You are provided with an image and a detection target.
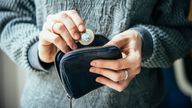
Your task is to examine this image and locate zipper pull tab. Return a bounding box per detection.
[67,95,73,108]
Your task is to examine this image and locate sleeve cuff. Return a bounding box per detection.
[28,42,53,72]
[130,26,153,61]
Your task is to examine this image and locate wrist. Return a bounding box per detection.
[129,26,153,61]
[38,43,55,63]
[28,42,53,71]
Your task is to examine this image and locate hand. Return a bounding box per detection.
[38,10,86,63]
[90,30,142,92]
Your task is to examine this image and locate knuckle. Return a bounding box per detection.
[52,36,61,43]
[55,23,65,31]
[60,12,68,19]
[69,25,78,32]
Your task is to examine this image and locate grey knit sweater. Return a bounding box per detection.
[0,0,192,108]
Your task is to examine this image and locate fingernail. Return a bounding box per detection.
[72,44,77,50]
[89,67,94,72]
[90,61,96,66]
[79,25,85,32]
[74,33,80,40]
[96,77,100,82]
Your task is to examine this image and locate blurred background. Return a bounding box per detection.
[0,50,26,108]
[0,50,192,108]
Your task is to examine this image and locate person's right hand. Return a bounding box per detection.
[38,10,86,63]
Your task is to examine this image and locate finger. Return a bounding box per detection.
[39,31,70,53]
[105,30,142,55]
[127,67,141,77]
[105,34,129,49]
[96,77,128,92]
[56,12,81,40]
[90,58,130,71]
[90,67,126,82]
[45,16,78,50]
[65,10,86,32]
[44,14,55,31]
[43,20,54,31]
[126,50,142,69]
[51,22,77,50]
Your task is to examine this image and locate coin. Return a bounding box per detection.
[79,29,95,45]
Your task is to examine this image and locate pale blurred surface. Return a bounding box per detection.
[0,50,26,108]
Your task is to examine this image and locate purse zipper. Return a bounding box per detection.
[63,45,120,59]
[67,95,73,108]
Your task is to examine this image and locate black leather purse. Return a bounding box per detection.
[55,35,122,99]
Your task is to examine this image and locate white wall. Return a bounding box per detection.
[0,50,26,108]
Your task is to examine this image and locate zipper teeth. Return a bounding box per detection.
[64,45,119,58]
[68,96,73,108]
[60,46,118,63]
[68,46,107,52]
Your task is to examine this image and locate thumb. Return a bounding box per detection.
[105,34,128,49]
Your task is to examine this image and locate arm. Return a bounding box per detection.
[132,0,192,68]
[0,0,49,72]
[89,0,192,91]
[133,25,191,68]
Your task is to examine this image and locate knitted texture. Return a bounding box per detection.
[0,0,191,108]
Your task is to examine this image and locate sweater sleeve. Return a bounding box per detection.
[0,0,51,72]
[131,0,192,68]
[134,25,191,68]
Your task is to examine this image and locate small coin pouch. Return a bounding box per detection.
[55,35,122,99]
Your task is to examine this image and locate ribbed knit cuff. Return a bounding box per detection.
[130,26,153,61]
[28,42,53,72]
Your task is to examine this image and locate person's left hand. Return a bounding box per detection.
[90,29,142,92]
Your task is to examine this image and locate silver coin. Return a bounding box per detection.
[79,29,95,45]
